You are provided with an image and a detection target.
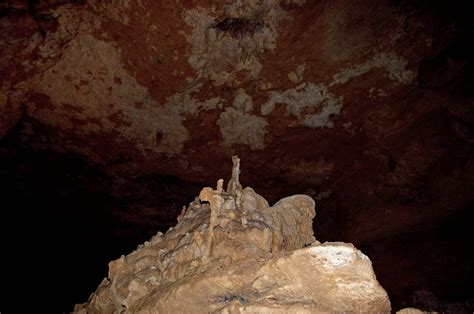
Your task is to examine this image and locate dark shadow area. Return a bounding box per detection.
[0,139,135,312]
[0,120,472,312]
[357,205,474,312]
[0,121,201,313]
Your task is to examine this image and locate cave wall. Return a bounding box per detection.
[1,0,473,312]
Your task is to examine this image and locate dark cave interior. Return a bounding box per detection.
[1,120,473,313]
[0,121,203,312]
[1,0,474,312]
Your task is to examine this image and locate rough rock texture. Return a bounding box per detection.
[2,0,472,183]
[74,157,390,313]
[1,0,473,311]
[396,309,424,314]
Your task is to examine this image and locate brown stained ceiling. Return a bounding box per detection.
[1,0,473,311]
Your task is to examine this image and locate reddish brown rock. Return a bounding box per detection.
[1,0,472,311]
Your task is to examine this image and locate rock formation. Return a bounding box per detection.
[2,1,472,311]
[74,156,390,313]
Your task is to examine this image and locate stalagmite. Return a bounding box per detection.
[75,156,391,313]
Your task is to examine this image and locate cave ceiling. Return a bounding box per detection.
[1,0,473,257]
[1,0,474,311]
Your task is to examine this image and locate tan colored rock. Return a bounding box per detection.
[75,157,390,313]
[1,2,471,311]
[396,308,425,314]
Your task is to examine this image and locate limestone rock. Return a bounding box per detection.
[74,157,390,313]
[396,308,425,314]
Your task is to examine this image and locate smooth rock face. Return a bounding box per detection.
[396,309,425,314]
[74,157,390,313]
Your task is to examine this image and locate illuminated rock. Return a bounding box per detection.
[75,157,390,313]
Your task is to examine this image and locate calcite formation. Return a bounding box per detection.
[1,1,472,310]
[75,156,390,313]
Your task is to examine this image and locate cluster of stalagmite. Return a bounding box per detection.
[74,156,391,313]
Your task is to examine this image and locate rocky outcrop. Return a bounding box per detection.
[74,157,390,313]
[1,0,472,311]
[397,309,424,314]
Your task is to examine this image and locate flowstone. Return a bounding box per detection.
[75,156,390,313]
